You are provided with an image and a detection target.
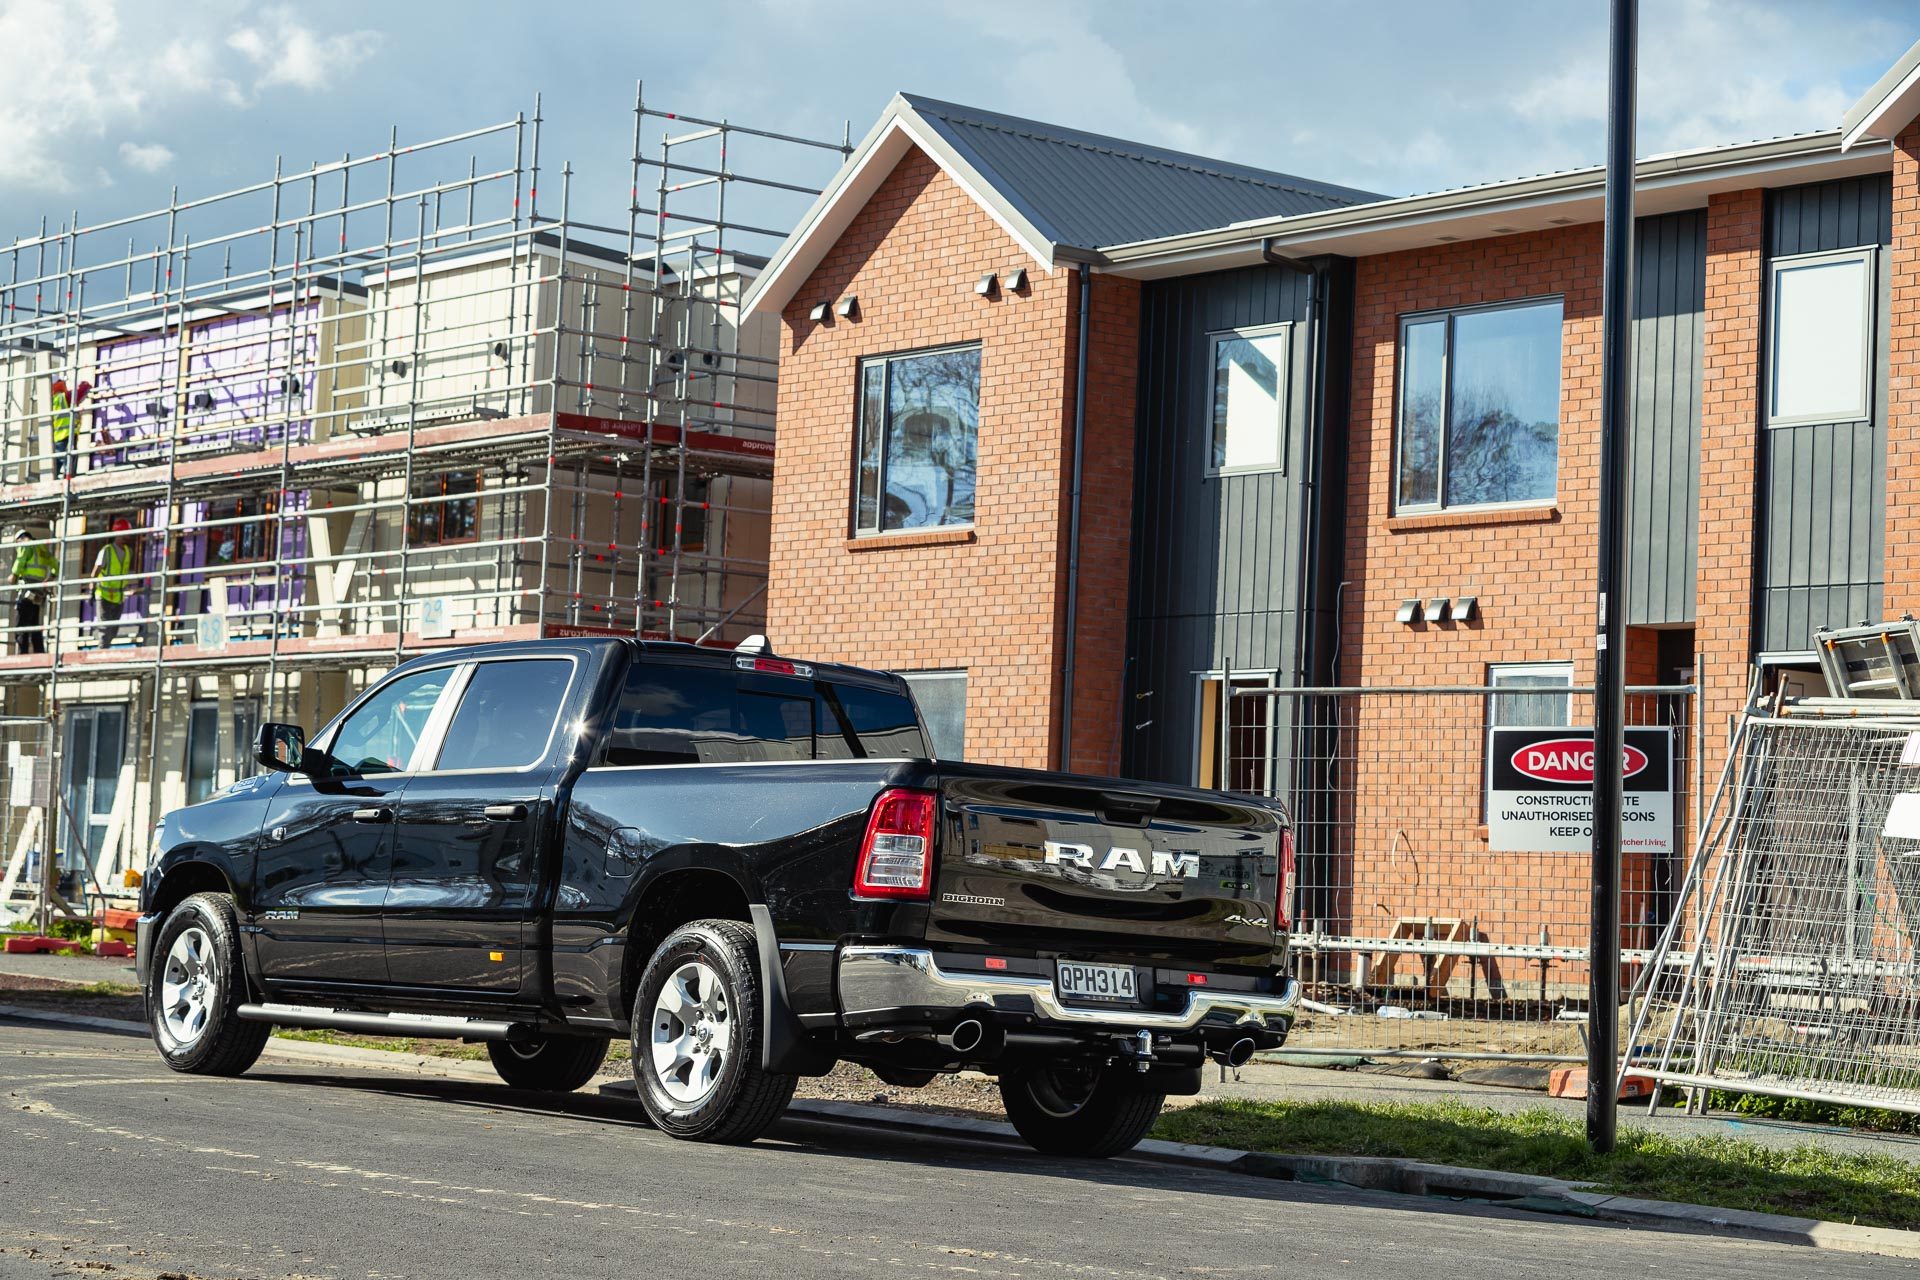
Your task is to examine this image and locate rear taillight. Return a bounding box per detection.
[1276,826,1296,930]
[854,788,938,900]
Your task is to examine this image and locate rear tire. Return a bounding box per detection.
[631,918,796,1143]
[487,1034,610,1092]
[1000,1060,1165,1158]
[146,891,270,1077]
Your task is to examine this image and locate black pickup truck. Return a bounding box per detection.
[138,636,1297,1156]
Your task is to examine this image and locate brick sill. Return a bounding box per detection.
[845,526,977,552]
[1386,505,1560,533]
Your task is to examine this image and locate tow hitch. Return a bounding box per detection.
[1119,1029,1156,1072]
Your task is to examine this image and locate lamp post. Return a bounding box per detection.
[1590,0,1638,1154]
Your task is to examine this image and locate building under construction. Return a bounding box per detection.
[0,95,850,920]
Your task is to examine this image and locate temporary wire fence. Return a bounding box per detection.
[0,714,55,927]
[1227,682,1697,1061]
[1626,700,1920,1114]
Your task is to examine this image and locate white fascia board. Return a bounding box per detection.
[1842,52,1920,151]
[742,100,1057,318]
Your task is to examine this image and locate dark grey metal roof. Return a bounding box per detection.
[901,93,1384,252]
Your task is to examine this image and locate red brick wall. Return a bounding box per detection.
[1336,226,1610,965]
[1695,190,1765,738]
[766,145,1135,769]
[1888,123,1920,619]
[1064,273,1140,775]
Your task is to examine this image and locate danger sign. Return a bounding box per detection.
[1488,727,1674,854]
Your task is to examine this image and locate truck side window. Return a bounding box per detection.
[817,682,930,759]
[609,665,812,766]
[434,659,574,771]
[325,667,453,776]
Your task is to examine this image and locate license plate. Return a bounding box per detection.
[1056,961,1137,1002]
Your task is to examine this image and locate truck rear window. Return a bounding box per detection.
[607,664,928,766]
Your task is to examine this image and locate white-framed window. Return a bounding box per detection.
[854,344,980,535]
[1768,247,1875,427]
[1195,670,1276,794]
[1486,662,1573,807]
[186,698,260,806]
[895,669,966,760]
[1206,324,1291,474]
[1395,297,1563,512]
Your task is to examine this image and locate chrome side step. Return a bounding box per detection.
[236,1003,527,1041]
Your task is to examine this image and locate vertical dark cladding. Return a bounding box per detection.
[1121,259,1350,786]
[1758,174,1893,653]
[1627,210,1706,626]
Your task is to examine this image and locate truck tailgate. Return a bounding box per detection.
[926,767,1285,968]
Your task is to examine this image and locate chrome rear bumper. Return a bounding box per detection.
[837,946,1298,1036]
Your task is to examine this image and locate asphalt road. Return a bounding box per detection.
[0,1021,1908,1280]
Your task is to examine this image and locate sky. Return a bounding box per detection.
[0,0,1910,261]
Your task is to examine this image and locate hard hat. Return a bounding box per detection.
[75,380,91,396]
[111,517,132,532]
[50,378,67,394]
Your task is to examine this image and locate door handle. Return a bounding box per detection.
[483,803,528,822]
[352,806,393,824]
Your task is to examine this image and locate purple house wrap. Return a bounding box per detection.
[93,302,319,465]
[174,492,311,640]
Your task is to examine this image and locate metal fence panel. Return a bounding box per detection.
[0,714,55,926]
[1629,705,1920,1113]
[1228,684,1695,1061]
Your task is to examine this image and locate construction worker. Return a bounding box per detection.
[91,518,135,648]
[49,377,92,480]
[6,526,56,655]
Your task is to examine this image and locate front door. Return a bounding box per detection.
[383,656,575,993]
[62,705,127,883]
[252,664,457,986]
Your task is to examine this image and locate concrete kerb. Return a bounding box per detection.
[4,1003,1917,1261]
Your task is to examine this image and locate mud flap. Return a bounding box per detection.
[749,904,834,1077]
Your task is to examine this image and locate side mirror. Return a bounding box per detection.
[256,722,309,774]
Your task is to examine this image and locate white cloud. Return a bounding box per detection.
[228,6,380,92]
[118,142,175,173]
[1510,0,1898,156]
[0,0,378,195]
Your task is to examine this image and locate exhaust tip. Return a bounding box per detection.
[948,1018,985,1055]
[1225,1037,1256,1068]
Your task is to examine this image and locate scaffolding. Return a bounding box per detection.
[0,93,850,913]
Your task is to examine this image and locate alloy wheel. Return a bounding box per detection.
[159,926,218,1048]
[650,959,733,1105]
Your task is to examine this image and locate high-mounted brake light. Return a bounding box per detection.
[734,654,812,677]
[1277,826,1296,931]
[854,788,938,900]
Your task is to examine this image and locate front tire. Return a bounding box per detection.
[487,1034,610,1091]
[146,892,270,1076]
[1000,1060,1165,1158]
[631,919,796,1143]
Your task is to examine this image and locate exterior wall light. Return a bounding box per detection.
[1396,599,1422,624]
[1450,596,1478,622]
[807,302,830,323]
[975,272,998,297]
[835,295,858,319]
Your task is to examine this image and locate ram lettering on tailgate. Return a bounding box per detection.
[1043,840,1200,879]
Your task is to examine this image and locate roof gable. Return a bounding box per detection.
[743,93,1382,316]
[1843,37,1920,150]
[902,94,1381,251]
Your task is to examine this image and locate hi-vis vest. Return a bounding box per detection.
[51,389,74,444]
[10,543,56,584]
[94,542,132,605]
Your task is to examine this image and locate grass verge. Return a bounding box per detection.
[1153,1098,1920,1231]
